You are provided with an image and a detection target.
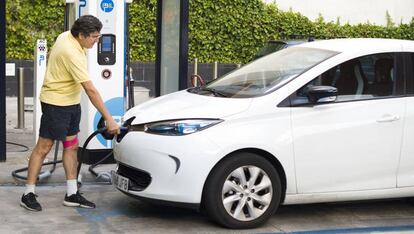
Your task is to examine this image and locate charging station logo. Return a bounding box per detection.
[79,0,86,16]
[79,0,86,7]
[38,44,46,52]
[100,0,114,13]
[39,55,45,66]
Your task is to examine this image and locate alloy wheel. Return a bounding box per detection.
[221,165,273,221]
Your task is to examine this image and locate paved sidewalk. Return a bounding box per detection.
[3,97,116,186]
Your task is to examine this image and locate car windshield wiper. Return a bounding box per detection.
[200,87,228,97]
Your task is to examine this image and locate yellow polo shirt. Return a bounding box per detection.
[40,31,90,106]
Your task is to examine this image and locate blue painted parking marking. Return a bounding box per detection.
[76,205,148,222]
[260,225,414,234]
[77,208,124,222]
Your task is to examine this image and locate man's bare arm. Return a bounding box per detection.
[81,80,120,134]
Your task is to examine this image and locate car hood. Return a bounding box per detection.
[124,90,252,125]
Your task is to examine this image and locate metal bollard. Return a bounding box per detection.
[193,58,198,86]
[193,58,198,75]
[17,67,25,129]
[213,61,218,79]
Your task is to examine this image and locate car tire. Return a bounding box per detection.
[203,152,282,229]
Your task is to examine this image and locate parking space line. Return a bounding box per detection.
[261,225,414,234]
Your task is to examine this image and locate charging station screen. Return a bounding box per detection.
[102,36,112,52]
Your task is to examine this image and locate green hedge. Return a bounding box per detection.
[6,0,414,63]
[6,0,65,59]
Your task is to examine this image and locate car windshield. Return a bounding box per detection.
[204,47,339,98]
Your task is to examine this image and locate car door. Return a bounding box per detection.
[289,53,406,193]
[397,52,414,187]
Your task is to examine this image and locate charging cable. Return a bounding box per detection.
[11,141,61,181]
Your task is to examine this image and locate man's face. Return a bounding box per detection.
[78,32,101,49]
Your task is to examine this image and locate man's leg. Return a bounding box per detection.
[26,137,54,184]
[21,137,54,211]
[62,135,95,208]
[62,135,78,181]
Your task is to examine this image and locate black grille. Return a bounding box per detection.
[117,163,152,191]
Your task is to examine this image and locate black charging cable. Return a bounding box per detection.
[76,126,129,186]
[76,127,107,183]
[6,141,30,152]
[12,125,128,184]
[11,141,61,181]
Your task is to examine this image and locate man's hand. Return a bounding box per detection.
[106,118,120,135]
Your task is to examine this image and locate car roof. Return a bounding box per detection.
[297,38,414,53]
[267,40,308,46]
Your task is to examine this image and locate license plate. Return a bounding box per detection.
[111,170,129,192]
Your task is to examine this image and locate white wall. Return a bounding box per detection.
[264,0,414,26]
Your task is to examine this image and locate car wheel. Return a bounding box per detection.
[203,152,281,229]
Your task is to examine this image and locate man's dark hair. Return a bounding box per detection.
[70,15,102,37]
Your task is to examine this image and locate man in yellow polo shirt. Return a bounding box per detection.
[20,15,120,212]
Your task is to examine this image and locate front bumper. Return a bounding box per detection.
[113,130,222,204]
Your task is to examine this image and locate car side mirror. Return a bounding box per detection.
[305,85,337,104]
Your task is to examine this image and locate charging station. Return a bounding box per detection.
[1,0,191,166]
[33,0,190,164]
[34,0,133,164]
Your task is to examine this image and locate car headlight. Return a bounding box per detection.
[144,119,223,136]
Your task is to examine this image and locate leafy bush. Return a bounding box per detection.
[6,0,65,59]
[6,0,414,63]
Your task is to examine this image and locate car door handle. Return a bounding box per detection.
[376,115,400,123]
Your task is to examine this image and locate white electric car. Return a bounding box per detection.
[112,38,414,229]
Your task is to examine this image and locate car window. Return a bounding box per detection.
[205,47,338,98]
[406,52,414,95]
[294,53,402,104]
[253,41,288,60]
